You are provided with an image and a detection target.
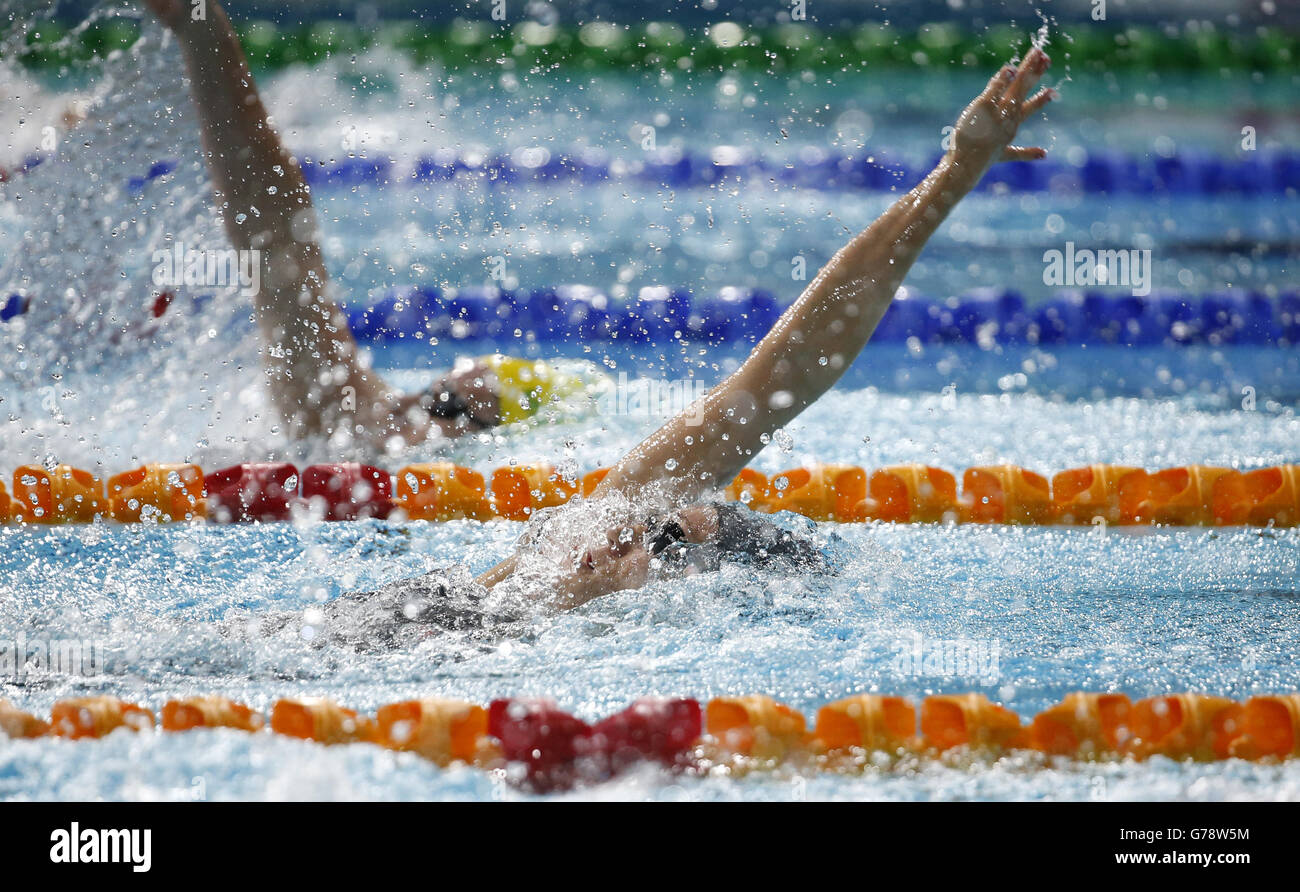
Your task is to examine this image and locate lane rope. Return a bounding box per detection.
[5,280,1297,349]
[4,692,1297,790]
[17,20,1299,73]
[4,462,1297,527]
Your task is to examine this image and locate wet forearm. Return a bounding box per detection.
[598,155,981,503]
[749,153,981,411]
[168,7,308,249]
[162,4,400,442]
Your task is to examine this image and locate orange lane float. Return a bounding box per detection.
[706,695,809,759]
[754,465,866,522]
[1117,466,1236,526]
[855,464,959,523]
[1126,694,1241,761]
[3,462,1299,527]
[1211,465,1300,527]
[490,463,579,521]
[581,467,611,497]
[1051,465,1143,525]
[1225,694,1300,760]
[0,699,50,738]
[1029,692,1133,756]
[813,694,916,754]
[375,698,492,766]
[10,464,105,523]
[10,692,1300,774]
[107,463,206,522]
[723,468,769,507]
[921,694,1027,751]
[270,698,376,745]
[394,463,493,521]
[50,697,155,739]
[961,465,1054,524]
[161,697,264,732]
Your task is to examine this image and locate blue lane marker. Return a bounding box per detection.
[339,286,1300,347]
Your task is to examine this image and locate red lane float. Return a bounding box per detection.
[299,463,393,521]
[205,463,299,522]
[11,691,1300,779]
[4,462,1300,526]
[589,698,703,769]
[488,698,594,788]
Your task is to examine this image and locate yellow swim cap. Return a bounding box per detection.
[480,354,593,425]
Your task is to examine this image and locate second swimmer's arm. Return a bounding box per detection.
[146,0,429,445]
[597,48,1056,504]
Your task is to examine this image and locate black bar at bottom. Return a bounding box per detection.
[0,801,1282,878]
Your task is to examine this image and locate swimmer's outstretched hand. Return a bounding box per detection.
[949,46,1057,176]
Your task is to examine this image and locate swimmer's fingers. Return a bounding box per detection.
[1019,87,1058,121]
[979,65,1017,103]
[1001,46,1050,109]
[1000,146,1048,162]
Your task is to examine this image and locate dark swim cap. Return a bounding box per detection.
[649,504,831,576]
[713,503,828,566]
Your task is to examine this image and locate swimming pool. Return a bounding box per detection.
[1,11,1297,801]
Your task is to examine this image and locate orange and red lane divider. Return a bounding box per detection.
[6,691,1300,789]
[3,461,1298,527]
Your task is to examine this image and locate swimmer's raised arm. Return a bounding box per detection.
[476,47,1057,600]
[596,48,1056,505]
[145,0,444,445]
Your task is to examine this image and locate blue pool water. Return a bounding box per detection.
[1,16,1297,800]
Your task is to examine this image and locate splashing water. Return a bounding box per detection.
[2,5,1298,801]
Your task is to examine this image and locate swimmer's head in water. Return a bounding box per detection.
[417,359,501,430]
[416,354,595,430]
[568,503,830,595]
